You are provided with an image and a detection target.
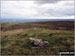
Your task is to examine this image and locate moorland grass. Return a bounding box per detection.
[1,28,74,55]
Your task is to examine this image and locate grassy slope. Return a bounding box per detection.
[1,21,74,55]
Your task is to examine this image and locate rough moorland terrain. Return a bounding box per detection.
[0,21,74,55]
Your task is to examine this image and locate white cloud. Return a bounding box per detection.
[1,0,74,19]
[1,1,38,18]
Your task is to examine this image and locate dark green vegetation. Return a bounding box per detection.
[0,21,74,55]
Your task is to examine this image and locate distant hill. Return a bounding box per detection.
[0,18,74,23]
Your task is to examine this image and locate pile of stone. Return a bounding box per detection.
[29,37,48,48]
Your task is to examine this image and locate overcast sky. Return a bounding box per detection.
[1,0,75,19]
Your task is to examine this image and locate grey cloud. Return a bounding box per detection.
[34,0,62,4]
[44,7,74,17]
[36,0,74,17]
